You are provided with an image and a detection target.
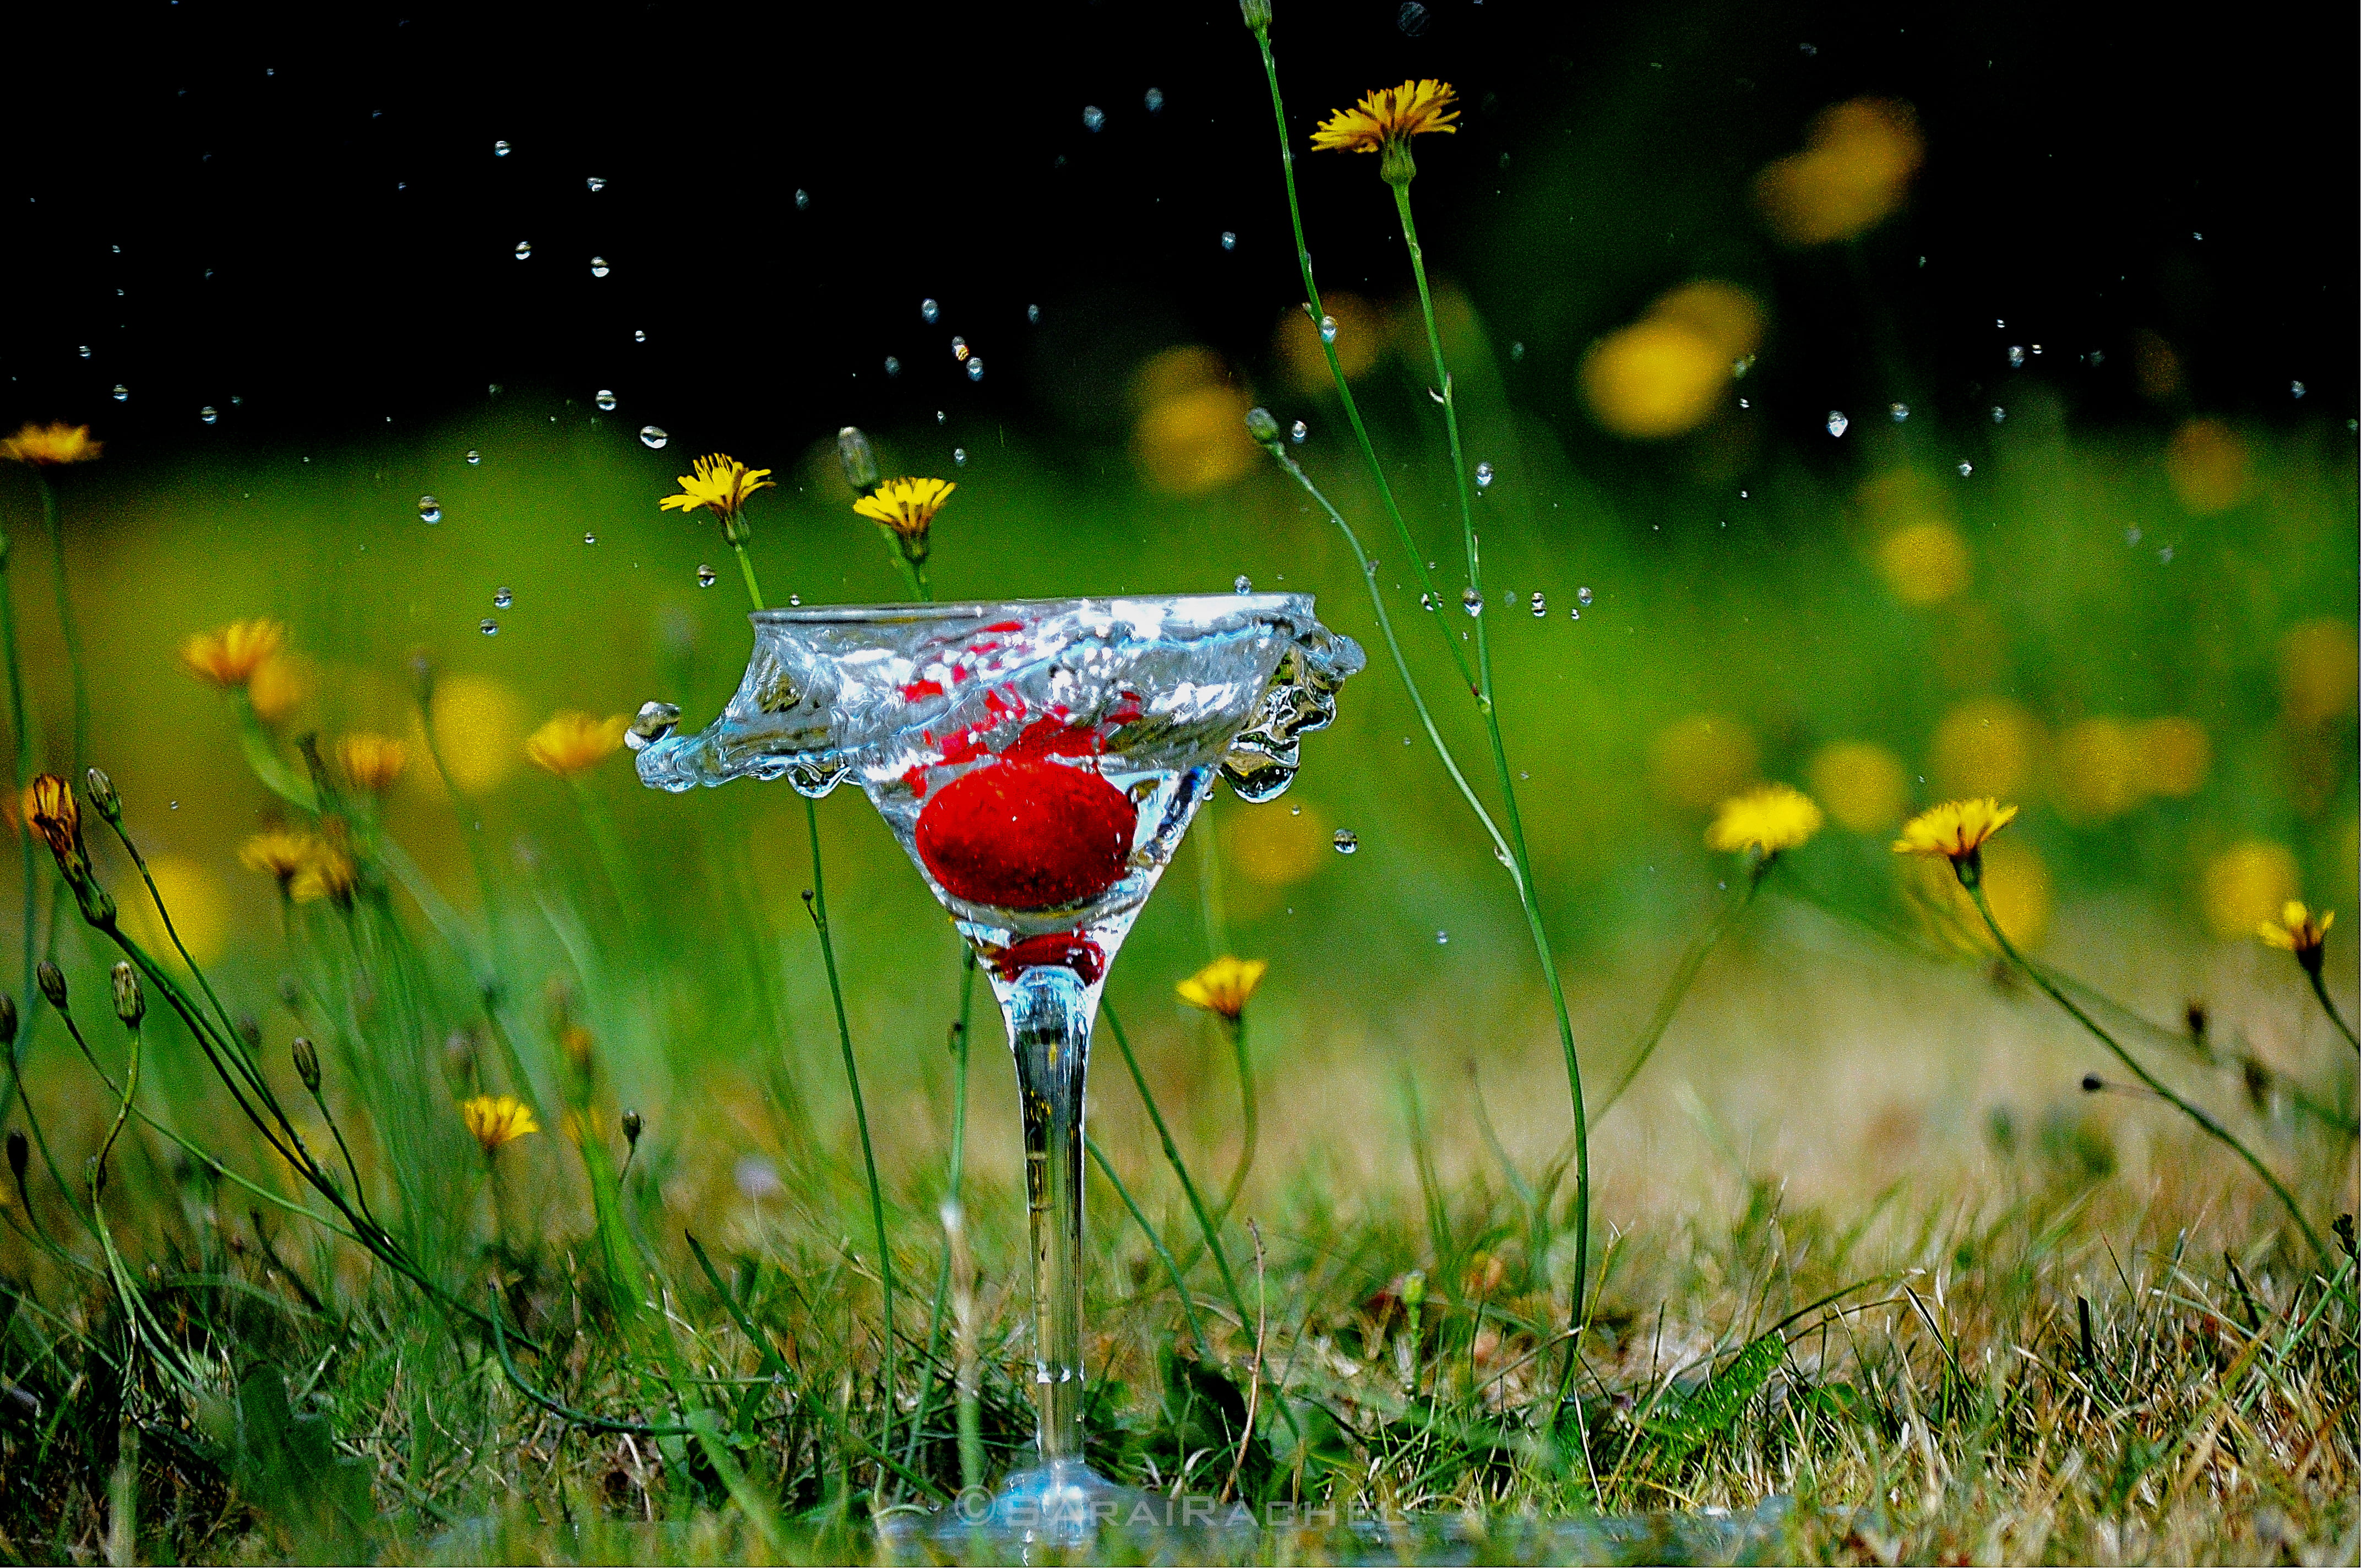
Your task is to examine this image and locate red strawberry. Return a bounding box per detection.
[916,759,1135,911]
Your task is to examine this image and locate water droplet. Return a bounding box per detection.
[111,384,128,402]
[1956,460,1973,477]
[794,188,809,210]
[1144,86,1165,112]
[2291,379,2306,399]
[479,618,498,635]
[2007,345,2025,368]
[1332,828,1359,854]
[590,255,610,277]
[1474,461,1495,488]
[1081,104,1105,131]
[1220,231,1237,251]
[492,586,513,609]
[77,345,90,359]
[788,594,802,606]
[1434,929,1449,945]
[1990,405,2006,423]
[921,297,940,324]
[1419,592,1437,612]
[1569,606,1581,620]
[953,448,968,467]
[1460,586,1482,617]
[1510,341,1526,361]
[639,425,668,449]
[1233,574,1253,593]
[513,239,531,260]
[1397,1,1430,36]
[1889,402,1909,422]
[633,329,647,344]
[583,531,597,545]
[697,563,718,589]
[2124,525,2142,546]
[586,176,606,192]
[595,389,617,411]
[1577,585,1592,605]
[951,336,970,361]
[1027,303,1042,325]
[418,494,442,524]
[493,139,511,157]
[965,358,984,382]
[1290,419,1308,443]
[1826,410,1849,438]
[1530,591,1547,617]
[199,405,217,424]
[1318,314,1337,344]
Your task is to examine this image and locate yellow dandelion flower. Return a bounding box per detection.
[660,453,774,542]
[0,422,102,466]
[1892,798,2018,864]
[1705,783,1824,857]
[289,835,358,906]
[334,732,409,794]
[459,1093,539,1156]
[526,711,629,778]
[2258,901,2334,970]
[179,619,288,689]
[238,829,318,894]
[853,474,956,539]
[1310,78,1460,157]
[1176,955,1268,1022]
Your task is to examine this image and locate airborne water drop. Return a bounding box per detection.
[418,494,442,524]
[1826,410,1849,438]
[697,563,718,589]
[493,587,513,609]
[1332,829,1359,854]
[639,425,667,449]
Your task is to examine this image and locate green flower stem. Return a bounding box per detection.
[2304,967,2359,1055]
[91,1017,139,1194]
[1101,999,1248,1330]
[732,541,765,613]
[1086,1134,1212,1363]
[799,799,896,1488]
[1249,27,1474,694]
[32,476,88,775]
[1589,859,1769,1123]
[1211,1010,1256,1226]
[1391,173,1592,1373]
[1962,870,2327,1264]
[564,776,648,955]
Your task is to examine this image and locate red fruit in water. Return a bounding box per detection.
[916,760,1135,911]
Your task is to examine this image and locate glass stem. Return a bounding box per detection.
[1000,965,1092,1463]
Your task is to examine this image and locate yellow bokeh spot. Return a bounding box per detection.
[2202,840,2299,941]
[1275,293,1381,393]
[2164,419,2246,514]
[1580,281,1765,441]
[2052,717,2142,823]
[2277,618,2358,729]
[1753,98,1925,247]
[1808,740,1908,833]
[1225,799,1330,889]
[1928,698,2040,802]
[1130,346,1255,496]
[2133,716,2210,798]
[120,853,232,967]
[1648,714,1760,814]
[421,674,529,794]
[1874,521,1972,606]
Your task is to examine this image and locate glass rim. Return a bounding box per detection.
[749,591,1315,625]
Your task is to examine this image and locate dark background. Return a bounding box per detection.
[2,0,2352,466]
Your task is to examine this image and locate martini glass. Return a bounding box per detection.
[632,594,1362,1534]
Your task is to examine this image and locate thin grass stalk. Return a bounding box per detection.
[799,801,896,1490]
[1962,875,2327,1264]
[1212,1010,1257,1226]
[1589,862,1767,1124]
[902,950,977,1476]
[1100,998,1249,1329]
[2304,967,2359,1055]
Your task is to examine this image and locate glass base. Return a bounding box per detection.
[934,1459,1168,1543]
